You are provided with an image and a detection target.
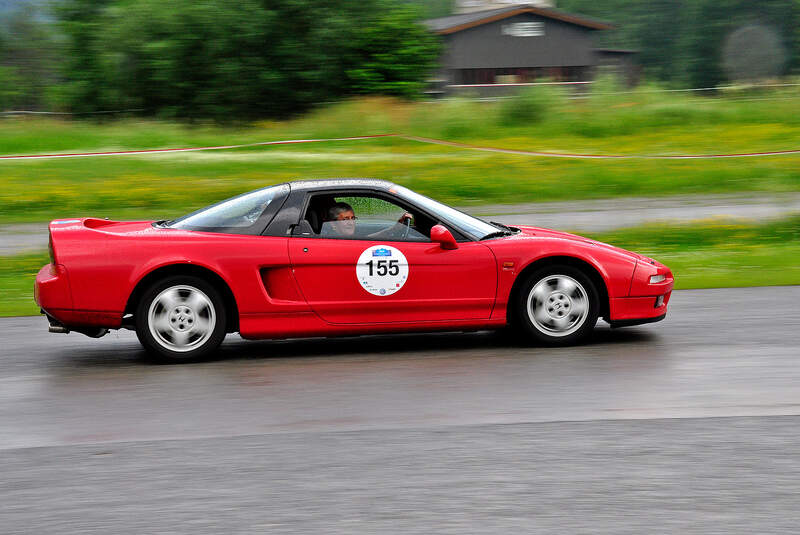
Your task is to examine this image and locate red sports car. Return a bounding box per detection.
[35,179,673,362]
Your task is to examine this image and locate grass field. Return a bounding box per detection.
[1,252,48,317]
[3,216,799,317]
[1,88,800,224]
[584,216,800,290]
[4,142,800,224]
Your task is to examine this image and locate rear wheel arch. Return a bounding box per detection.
[507,256,610,325]
[125,264,240,332]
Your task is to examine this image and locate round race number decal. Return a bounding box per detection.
[356,245,409,296]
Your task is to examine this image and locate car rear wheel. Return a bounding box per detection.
[135,276,227,363]
[515,266,599,345]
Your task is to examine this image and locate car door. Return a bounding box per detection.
[287,192,498,324]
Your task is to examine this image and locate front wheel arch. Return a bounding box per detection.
[507,256,610,326]
[125,264,239,333]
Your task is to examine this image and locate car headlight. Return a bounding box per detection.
[650,274,666,284]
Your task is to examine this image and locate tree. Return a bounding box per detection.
[685,0,797,88]
[51,0,441,119]
[723,24,787,82]
[0,66,23,109]
[52,0,120,112]
[0,3,57,110]
[559,0,799,86]
[346,5,441,98]
[101,0,274,118]
[399,0,454,19]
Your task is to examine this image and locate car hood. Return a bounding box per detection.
[506,224,643,261]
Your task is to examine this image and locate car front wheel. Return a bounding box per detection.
[135,276,227,363]
[516,266,599,345]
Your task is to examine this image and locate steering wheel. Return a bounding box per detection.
[401,215,412,239]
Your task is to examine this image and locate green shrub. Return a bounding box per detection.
[498,85,563,127]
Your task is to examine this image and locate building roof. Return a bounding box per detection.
[425,4,613,34]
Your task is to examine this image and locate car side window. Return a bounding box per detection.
[301,194,432,242]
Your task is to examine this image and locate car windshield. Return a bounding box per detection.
[167,184,289,230]
[392,185,500,239]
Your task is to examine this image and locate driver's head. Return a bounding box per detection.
[328,202,356,236]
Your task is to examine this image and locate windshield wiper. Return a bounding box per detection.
[480,230,515,240]
[481,221,520,240]
[490,221,512,231]
[152,219,171,228]
[490,221,521,232]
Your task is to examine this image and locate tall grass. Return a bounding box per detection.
[3,85,800,154]
[497,84,565,127]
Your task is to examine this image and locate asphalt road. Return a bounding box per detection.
[485,192,800,232]
[2,286,800,533]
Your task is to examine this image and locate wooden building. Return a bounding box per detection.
[425,3,636,96]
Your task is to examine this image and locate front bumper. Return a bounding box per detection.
[607,257,674,326]
[608,291,672,324]
[608,312,667,328]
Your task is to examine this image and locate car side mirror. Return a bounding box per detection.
[431,224,458,250]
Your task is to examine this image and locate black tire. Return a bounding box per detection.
[134,275,227,363]
[514,265,599,345]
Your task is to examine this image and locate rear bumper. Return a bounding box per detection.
[35,264,121,328]
[35,264,73,313]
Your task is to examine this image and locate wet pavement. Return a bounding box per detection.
[1,287,800,533]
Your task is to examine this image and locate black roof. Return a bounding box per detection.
[425,4,612,34]
[287,178,397,192]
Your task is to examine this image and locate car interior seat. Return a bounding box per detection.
[305,196,336,234]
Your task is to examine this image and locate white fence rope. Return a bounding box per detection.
[1,133,798,161]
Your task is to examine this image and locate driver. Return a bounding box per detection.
[325,202,414,239]
[326,202,357,237]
